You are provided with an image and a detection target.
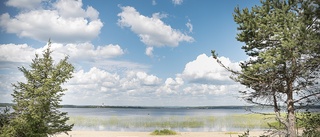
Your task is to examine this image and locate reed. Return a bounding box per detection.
[67,114,283,131]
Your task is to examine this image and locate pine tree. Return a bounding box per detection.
[1,41,74,137]
[212,0,319,136]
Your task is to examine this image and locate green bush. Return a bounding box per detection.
[0,107,11,129]
[151,129,177,135]
[300,111,320,137]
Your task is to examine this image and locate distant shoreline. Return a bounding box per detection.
[61,105,255,109]
[1,103,320,110]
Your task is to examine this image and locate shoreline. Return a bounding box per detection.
[56,131,266,137]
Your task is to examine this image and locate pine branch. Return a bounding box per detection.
[294,92,320,103]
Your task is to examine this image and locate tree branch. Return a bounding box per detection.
[211,50,262,81]
[294,92,320,103]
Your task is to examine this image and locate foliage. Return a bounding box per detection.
[0,107,11,135]
[1,41,74,137]
[238,129,270,137]
[300,111,320,137]
[212,0,320,137]
[151,129,177,135]
[238,130,250,137]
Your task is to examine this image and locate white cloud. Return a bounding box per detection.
[54,0,99,20]
[0,43,124,63]
[0,43,37,63]
[181,54,240,84]
[5,0,43,9]
[0,48,246,105]
[63,67,121,103]
[157,77,184,94]
[123,71,162,87]
[183,84,240,96]
[186,19,193,33]
[0,73,25,103]
[152,12,168,19]
[145,47,154,57]
[69,67,120,89]
[62,68,162,104]
[50,43,124,61]
[61,53,244,105]
[152,0,157,5]
[172,0,183,5]
[0,0,103,43]
[117,6,194,56]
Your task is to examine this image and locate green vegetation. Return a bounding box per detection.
[224,114,277,129]
[299,112,320,137]
[238,130,250,137]
[151,129,177,135]
[225,132,239,135]
[212,0,320,136]
[0,41,74,137]
[67,115,209,129]
[0,107,11,132]
[67,113,310,130]
[237,130,269,137]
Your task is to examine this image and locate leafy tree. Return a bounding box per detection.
[1,41,74,137]
[212,0,319,137]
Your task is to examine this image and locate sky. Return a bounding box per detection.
[0,0,262,106]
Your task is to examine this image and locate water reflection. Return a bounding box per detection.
[61,107,275,132]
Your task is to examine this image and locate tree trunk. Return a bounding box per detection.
[287,85,296,137]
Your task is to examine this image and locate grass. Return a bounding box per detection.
[68,113,308,131]
[67,115,210,129]
[224,131,239,134]
[151,129,177,135]
[224,113,278,129]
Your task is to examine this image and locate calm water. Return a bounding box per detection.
[62,107,251,117]
[2,106,318,132]
[60,107,275,132]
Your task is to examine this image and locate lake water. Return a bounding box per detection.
[2,106,318,132]
[60,107,276,132]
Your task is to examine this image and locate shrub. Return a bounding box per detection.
[151,129,177,135]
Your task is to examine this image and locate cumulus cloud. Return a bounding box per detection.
[0,50,246,105]
[181,54,240,84]
[50,43,124,61]
[63,68,162,104]
[172,0,183,5]
[117,6,194,57]
[122,71,162,87]
[5,0,43,9]
[0,43,124,63]
[183,84,241,96]
[62,53,243,104]
[51,67,161,94]
[157,77,184,94]
[0,44,38,63]
[0,0,103,43]
[68,67,120,90]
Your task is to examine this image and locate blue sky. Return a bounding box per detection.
[0,0,261,106]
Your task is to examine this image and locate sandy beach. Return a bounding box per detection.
[56,131,266,137]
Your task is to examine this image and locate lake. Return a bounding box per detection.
[61,106,276,132]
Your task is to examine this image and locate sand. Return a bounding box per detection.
[55,131,266,137]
